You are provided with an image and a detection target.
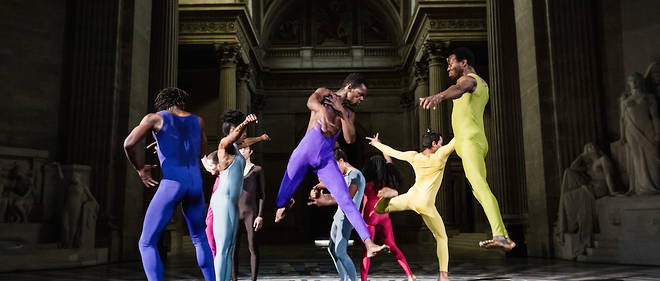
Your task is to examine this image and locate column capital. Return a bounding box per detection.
[414,59,429,83]
[423,40,451,61]
[237,63,252,82]
[214,42,240,65]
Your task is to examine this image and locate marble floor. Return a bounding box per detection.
[1,243,659,281]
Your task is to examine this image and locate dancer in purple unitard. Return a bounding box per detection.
[273,73,389,257]
[124,88,214,281]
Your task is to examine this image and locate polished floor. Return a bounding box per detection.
[1,243,658,280]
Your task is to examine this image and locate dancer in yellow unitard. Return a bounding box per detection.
[419,47,515,250]
[366,131,454,281]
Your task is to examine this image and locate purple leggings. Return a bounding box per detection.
[276,126,371,241]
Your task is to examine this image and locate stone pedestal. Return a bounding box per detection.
[591,195,660,265]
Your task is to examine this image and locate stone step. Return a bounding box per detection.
[586,247,619,257]
[577,254,619,264]
[0,248,108,272]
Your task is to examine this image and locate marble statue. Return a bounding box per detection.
[5,164,34,223]
[60,172,99,248]
[611,72,660,195]
[555,143,621,258]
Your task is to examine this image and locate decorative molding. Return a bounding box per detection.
[364,47,397,57]
[427,18,486,32]
[262,77,404,90]
[180,20,237,34]
[423,40,451,60]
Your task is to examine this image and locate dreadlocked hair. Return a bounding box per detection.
[154,87,191,111]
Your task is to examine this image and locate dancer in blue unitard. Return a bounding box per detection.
[308,148,365,281]
[208,110,260,281]
[273,73,388,257]
[123,88,214,281]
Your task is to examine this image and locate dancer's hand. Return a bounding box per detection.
[137,165,159,187]
[419,94,443,110]
[260,133,271,141]
[253,216,263,232]
[146,141,158,154]
[365,133,381,145]
[245,113,258,124]
[309,187,320,200]
[323,94,347,116]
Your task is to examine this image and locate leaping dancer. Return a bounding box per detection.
[273,73,389,257]
[419,47,515,251]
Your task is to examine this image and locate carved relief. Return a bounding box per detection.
[180,21,238,34]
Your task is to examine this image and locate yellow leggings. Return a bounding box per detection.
[456,142,508,237]
[375,192,449,272]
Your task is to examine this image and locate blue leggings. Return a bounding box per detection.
[139,179,215,281]
[329,218,358,281]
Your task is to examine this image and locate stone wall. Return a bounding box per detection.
[0,0,67,159]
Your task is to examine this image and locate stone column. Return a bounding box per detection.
[414,60,429,146]
[215,43,240,134]
[237,64,252,113]
[486,0,527,219]
[426,41,450,137]
[149,0,179,92]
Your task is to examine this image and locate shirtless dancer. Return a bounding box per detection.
[419,47,515,250]
[274,73,388,257]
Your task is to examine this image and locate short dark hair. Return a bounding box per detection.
[341,73,368,89]
[334,147,348,161]
[154,87,191,111]
[451,47,476,67]
[222,110,246,136]
[422,129,441,149]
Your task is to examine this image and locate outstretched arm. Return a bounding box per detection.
[420,75,477,109]
[366,133,416,163]
[237,133,271,149]
[218,114,258,154]
[124,113,163,187]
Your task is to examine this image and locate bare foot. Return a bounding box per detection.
[437,271,448,281]
[408,274,417,281]
[479,236,516,252]
[377,187,398,199]
[274,198,295,223]
[364,238,390,258]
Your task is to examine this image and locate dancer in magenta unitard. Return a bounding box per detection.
[361,154,415,281]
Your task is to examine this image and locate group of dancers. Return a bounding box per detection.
[123,47,516,281]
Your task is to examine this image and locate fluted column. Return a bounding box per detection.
[426,41,451,136]
[414,60,429,146]
[486,0,527,218]
[215,43,239,133]
[237,64,252,113]
[149,0,178,90]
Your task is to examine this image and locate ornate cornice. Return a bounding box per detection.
[427,18,486,32]
[180,20,237,34]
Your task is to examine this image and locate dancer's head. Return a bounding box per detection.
[222,110,247,141]
[422,129,443,152]
[447,47,475,78]
[154,87,191,111]
[339,73,368,105]
[239,146,253,162]
[334,147,350,173]
[363,155,401,191]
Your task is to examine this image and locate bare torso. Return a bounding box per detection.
[306,91,350,138]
